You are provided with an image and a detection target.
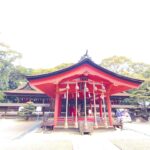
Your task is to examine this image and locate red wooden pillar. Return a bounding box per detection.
[58,98,62,117]
[99,99,103,118]
[106,94,113,126]
[54,84,60,127]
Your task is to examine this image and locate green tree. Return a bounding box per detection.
[100,55,150,119]
[0,43,23,102]
[100,56,132,75]
[31,63,73,75]
[0,91,4,103]
[18,101,36,120]
[141,66,150,79]
[129,80,150,119]
[100,55,150,80]
[0,43,22,90]
[8,65,33,89]
[130,62,150,79]
[130,81,150,103]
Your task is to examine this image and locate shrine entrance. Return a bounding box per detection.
[56,79,110,129]
[26,53,143,129]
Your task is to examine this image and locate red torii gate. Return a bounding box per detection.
[26,56,143,128]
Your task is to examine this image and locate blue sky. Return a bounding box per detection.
[0,0,150,68]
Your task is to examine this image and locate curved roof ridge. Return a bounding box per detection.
[26,58,144,84]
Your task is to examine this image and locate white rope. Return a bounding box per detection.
[93,82,98,128]
[75,82,79,128]
[64,83,69,128]
[84,82,87,127]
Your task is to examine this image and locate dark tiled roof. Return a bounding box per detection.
[26,58,144,84]
[4,83,45,95]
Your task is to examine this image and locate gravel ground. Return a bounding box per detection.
[111,139,150,150]
[0,119,150,150]
[108,123,150,150]
[0,140,72,150]
[0,119,40,140]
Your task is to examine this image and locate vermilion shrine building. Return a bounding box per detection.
[26,54,143,128]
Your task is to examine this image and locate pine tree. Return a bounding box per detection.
[18,101,36,120]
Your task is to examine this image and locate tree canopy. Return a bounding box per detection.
[1,46,150,106]
[30,63,73,75]
[0,43,26,102]
[100,56,132,74]
[100,56,150,106]
[0,43,22,91]
[100,55,150,80]
[18,101,36,120]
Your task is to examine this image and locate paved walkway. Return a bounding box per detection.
[124,122,150,136]
[72,135,119,150]
[0,119,41,141]
[1,119,150,150]
[22,128,120,150]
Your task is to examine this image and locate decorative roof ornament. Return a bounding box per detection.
[79,50,92,62]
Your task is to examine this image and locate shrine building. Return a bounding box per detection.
[26,54,143,129]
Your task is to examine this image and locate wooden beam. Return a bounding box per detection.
[54,84,60,127]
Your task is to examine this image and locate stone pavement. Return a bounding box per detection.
[72,135,119,150]
[0,119,41,141]
[0,118,119,150]
[1,119,150,150]
[123,122,150,136]
[21,128,120,150]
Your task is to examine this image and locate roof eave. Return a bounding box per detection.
[26,58,144,85]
